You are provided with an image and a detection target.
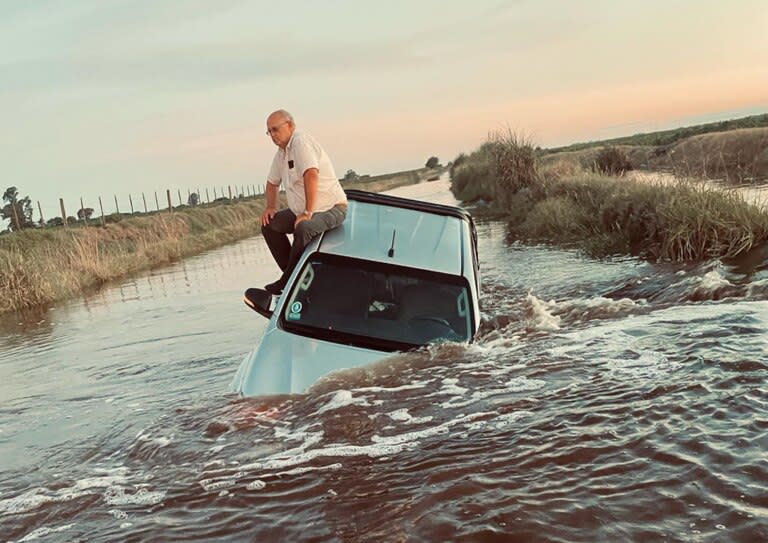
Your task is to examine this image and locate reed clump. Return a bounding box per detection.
[450,145,497,204]
[592,146,633,175]
[450,134,768,261]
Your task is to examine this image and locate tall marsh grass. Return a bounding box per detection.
[450,134,768,262]
[0,200,266,313]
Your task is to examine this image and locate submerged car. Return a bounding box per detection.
[231,189,480,396]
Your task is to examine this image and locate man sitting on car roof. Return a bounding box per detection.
[260,109,348,295]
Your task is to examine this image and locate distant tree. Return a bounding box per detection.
[77,207,94,221]
[342,169,360,183]
[46,217,64,227]
[188,192,200,206]
[425,156,440,169]
[1,186,34,231]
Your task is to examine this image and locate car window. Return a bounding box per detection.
[281,256,472,350]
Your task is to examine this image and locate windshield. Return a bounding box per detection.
[280,255,473,351]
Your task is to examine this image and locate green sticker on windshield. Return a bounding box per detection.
[287,301,303,320]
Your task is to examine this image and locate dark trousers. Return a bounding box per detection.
[261,205,347,283]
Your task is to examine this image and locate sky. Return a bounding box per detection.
[1,0,767,225]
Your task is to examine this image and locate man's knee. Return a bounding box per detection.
[294,221,319,243]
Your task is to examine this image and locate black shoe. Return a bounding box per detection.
[264,279,286,295]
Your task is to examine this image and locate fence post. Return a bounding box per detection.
[129,194,134,214]
[213,187,217,199]
[80,197,87,226]
[60,198,68,228]
[177,188,182,207]
[11,200,21,230]
[166,189,172,213]
[154,191,159,211]
[206,188,210,203]
[142,193,148,213]
[114,194,119,215]
[228,185,232,200]
[98,196,105,226]
[37,201,44,226]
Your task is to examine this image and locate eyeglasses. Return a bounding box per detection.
[266,120,289,136]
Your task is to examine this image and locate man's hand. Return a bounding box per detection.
[294,211,312,227]
[261,207,277,226]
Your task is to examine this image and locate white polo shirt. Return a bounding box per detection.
[267,131,347,215]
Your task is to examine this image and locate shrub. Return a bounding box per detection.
[592,146,633,175]
[489,131,539,209]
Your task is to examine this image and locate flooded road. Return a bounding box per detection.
[1,180,766,542]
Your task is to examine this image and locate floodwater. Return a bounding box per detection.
[1,179,766,542]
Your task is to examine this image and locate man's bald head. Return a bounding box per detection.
[266,109,296,149]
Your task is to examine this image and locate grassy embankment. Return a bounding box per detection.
[542,113,768,183]
[450,124,768,261]
[0,169,432,313]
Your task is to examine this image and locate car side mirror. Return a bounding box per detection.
[243,288,274,319]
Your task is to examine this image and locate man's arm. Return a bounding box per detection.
[261,181,279,226]
[296,168,319,224]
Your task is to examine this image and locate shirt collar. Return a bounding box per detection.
[285,130,298,152]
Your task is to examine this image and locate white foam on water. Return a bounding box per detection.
[605,351,681,379]
[441,376,545,408]
[438,378,468,396]
[466,410,534,432]
[316,390,370,414]
[371,411,495,446]
[526,293,561,331]
[0,488,86,515]
[198,478,236,492]
[0,470,130,515]
[109,509,128,520]
[246,480,266,490]
[506,376,546,392]
[210,443,232,454]
[103,486,165,506]
[669,265,735,300]
[223,411,497,477]
[272,463,343,477]
[73,471,130,491]
[152,436,172,447]
[381,408,433,425]
[13,523,75,543]
[352,382,429,393]
[493,410,534,429]
[699,270,731,291]
[135,431,173,447]
[558,295,643,323]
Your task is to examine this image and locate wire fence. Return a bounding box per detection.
[11,183,268,231]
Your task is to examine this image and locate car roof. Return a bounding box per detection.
[315,189,475,276]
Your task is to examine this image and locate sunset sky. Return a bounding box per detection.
[2,0,766,224]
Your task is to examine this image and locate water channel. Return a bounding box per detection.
[1,179,766,542]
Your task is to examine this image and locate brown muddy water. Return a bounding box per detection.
[1,180,766,542]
